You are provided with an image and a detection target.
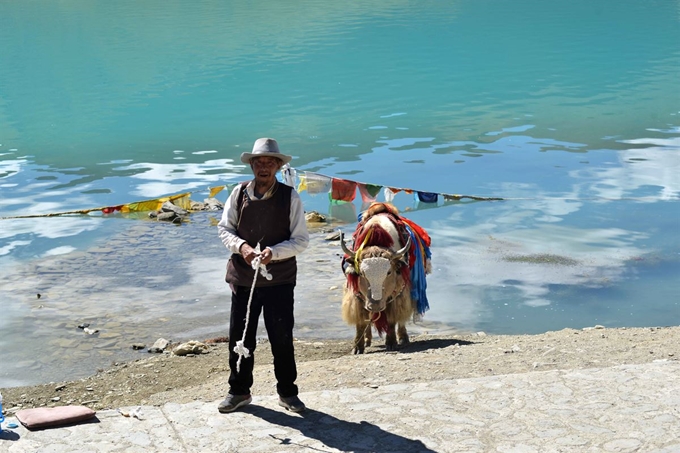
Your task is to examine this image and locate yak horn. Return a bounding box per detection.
[339,230,355,258]
[394,234,411,260]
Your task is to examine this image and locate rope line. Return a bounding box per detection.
[233,243,273,373]
[351,311,380,353]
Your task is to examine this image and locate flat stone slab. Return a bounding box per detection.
[2,362,679,452]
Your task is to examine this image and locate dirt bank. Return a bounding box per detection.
[2,325,678,416]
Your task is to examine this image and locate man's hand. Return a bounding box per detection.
[259,247,273,265]
[240,243,273,266]
[239,243,259,266]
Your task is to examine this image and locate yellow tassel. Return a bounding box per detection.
[354,229,372,274]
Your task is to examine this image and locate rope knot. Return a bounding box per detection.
[233,340,251,359]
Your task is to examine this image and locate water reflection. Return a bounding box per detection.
[429,219,647,310]
[573,136,680,201]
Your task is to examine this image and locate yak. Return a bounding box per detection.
[340,203,431,354]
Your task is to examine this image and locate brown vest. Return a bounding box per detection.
[226,181,297,287]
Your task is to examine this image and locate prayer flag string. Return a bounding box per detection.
[296,170,504,204]
[0,167,504,220]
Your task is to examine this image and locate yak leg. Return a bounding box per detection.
[397,323,410,347]
[353,322,369,354]
[365,325,372,347]
[385,323,398,351]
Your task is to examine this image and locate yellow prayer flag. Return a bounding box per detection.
[209,185,226,198]
[297,174,308,193]
[123,199,164,212]
[169,193,192,210]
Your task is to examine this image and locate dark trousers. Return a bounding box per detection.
[228,283,298,398]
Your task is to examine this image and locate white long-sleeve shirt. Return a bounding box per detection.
[217,180,309,261]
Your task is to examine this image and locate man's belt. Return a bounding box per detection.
[270,257,294,264]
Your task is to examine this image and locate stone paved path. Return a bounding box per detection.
[1,362,679,452]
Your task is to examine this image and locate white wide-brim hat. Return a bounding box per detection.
[240,138,292,165]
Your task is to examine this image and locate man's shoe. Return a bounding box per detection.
[278,395,306,413]
[218,394,252,413]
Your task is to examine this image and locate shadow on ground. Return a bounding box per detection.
[364,337,475,355]
[248,406,436,453]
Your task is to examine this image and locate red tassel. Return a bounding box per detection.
[372,312,388,335]
[346,273,360,293]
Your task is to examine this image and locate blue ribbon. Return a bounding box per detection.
[405,225,431,315]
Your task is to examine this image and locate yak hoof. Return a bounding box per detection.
[385,342,397,352]
[353,347,365,355]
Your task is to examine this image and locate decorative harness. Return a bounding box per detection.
[343,202,432,333]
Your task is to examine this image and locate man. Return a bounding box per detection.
[217,138,309,413]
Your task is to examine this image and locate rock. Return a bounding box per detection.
[154,200,191,222]
[305,211,327,223]
[83,327,99,335]
[156,211,177,222]
[172,340,209,356]
[161,201,189,217]
[325,231,341,241]
[204,198,224,211]
[148,338,169,353]
[188,198,223,211]
[148,211,158,219]
[190,201,207,211]
[77,323,90,329]
[131,344,146,350]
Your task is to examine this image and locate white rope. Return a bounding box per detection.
[234,243,273,373]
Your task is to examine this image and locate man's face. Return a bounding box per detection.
[251,156,281,186]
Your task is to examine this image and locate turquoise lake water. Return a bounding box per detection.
[1,0,679,386]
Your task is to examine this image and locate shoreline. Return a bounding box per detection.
[1,325,678,416]
[3,216,678,390]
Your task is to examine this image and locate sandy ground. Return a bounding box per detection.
[1,325,678,415]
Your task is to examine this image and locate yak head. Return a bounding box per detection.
[340,231,410,313]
